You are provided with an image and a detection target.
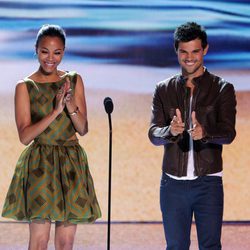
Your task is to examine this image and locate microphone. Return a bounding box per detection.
[104,97,114,114]
[103,96,113,250]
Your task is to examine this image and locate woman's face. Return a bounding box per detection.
[36,36,65,74]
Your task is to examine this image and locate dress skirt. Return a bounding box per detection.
[2,139,101,224]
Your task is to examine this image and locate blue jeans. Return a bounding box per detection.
[160,173,223,250]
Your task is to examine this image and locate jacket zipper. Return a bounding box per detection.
[192,86,201,175]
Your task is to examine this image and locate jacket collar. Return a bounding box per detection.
[178,67,211,88]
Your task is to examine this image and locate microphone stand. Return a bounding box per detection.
[107,110,112,250]
[104,97,113,250]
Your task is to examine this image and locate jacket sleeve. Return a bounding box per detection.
[202,83,236,145]
[148,83,180,146]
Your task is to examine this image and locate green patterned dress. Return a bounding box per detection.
[2,71,101,223]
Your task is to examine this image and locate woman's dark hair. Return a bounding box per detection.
[35,24,66,50]
[174,22,207,51]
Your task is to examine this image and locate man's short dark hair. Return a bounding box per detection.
[174,22,208,51]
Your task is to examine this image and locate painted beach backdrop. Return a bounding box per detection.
[0,0,250,222]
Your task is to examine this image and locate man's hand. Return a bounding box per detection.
[170,108,185,136]
[189,111,204,140]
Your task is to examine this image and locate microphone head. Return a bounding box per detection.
[104,97,114,114]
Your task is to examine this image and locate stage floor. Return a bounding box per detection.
[0,222,249,249]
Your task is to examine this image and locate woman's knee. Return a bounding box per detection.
[29,220,51,250]
[56,236,75,249]
[29,234,50,250]
[55,222,76,249]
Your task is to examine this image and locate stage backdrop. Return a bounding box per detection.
[0,0,249,222]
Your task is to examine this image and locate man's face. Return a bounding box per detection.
[176,38,208,78]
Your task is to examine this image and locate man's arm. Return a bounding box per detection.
[148,84,184,145]
[201,83,237,145]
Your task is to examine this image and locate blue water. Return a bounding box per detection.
[0,0,250,69]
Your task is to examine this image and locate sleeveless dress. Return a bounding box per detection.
[2,71,101,223]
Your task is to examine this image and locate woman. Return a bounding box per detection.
[2,24,101,249]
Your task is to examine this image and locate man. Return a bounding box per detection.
[148,22,236,250]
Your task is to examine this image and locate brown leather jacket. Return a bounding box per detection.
[148,69,236,177]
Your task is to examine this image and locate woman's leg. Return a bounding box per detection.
[55,221,77,250]
[28,220,51,250]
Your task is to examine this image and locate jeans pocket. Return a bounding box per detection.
[202,176,223,187]
[160,173,170,188]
